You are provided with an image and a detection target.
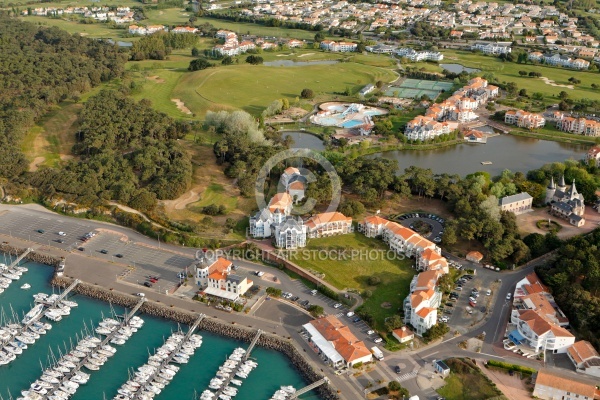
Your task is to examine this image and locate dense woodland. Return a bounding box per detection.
[537,230,600,350]
[0,17,127,180]
[30,91,193,211]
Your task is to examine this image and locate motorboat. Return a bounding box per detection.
[110,337,126,345]
[101,344,116,354]
[44,310,63,322]
[83,363,100,371]
[33,293,48,302]
[20,283,31,290]
[5,344,24,354]
[200,390,215,400]
[230,379,242,386]
[3,272,20,280]
[22,304,45,324]
[60,300,78,308]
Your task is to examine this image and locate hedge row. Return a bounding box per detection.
[486,360,536,375]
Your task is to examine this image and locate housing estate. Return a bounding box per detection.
[405,77,498,140]
[567,340,600,378]
[193,251,253,301]
[499,192,533,215]
[128,25,166,35]
[532,370,600,400]
[508,272,575,354]
[319,40,357,52]
[545,176,586,227]
[556,115,600,136]
[528,52,590,69]
[394,47,444,62]
[305,212,353,239]
[471,41,512,55]
[302,315,372,368]
[403,269,445,336]
[586,146,600,164]
[504,110,546,130]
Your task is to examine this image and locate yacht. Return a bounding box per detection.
[3,271,20,280]
[23,303,45,324]
[44,310,63,322]
[230,379,242,386]
[200,390,215,399]
[84,363,100,371]
[20,283,31,290]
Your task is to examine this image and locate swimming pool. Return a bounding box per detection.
[364,110,385,116]
[341,120,364,128]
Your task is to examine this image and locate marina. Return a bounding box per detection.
[0,248,33,295]
[0,255,319,400]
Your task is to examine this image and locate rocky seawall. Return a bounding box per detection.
[0,243,62,267]
[51,276,340,400]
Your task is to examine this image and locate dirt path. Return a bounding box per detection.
[171,98,192,115]
[297,53,314,58]
[160,189,201,212]
[475,360,532,400]
[29,156,46,172]
[539,76,574,89]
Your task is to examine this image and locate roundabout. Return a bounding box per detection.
[396,213,446,243]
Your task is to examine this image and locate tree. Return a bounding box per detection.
[188,57,212,71]
[518,70,528,76]
[519,88,527,97]
[338,199,365,217]
[191,47,200,57]
[266,287,282,297]
[384,315,403,331]
[368,275,381,286]
[559,91,569,100]
[245,55,264,65]
[221,55,234,65]
[300,88,314,99]
[308,305,324,317]
[506,82,519,97]
[422,323,449,342]
[314,32,325,42]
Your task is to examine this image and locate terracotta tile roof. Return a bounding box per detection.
[523,272,549,294]
[268,192,292,212]
[568,341,599,365]
[208,271,226,281]
[209,257,232,274]
[416,307,436,318]
[288,181,305,190]
[305,212,351,229]
[420,248,442,261]
[284,166,301,175]
[309,315,371,363]
[466,251,484,261]
[392,326,414,338]
[535,370,597,398]
[415,270,441,290]
[363,215,388,226]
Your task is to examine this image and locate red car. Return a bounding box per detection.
[149,278,158,283]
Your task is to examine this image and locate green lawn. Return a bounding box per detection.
[187,183,238,212]
[20,16,132,39]
[422,51,600,103]
[293,231,416,330]
[173,62,397,116]
[143,8,192,26]
[437,359,506,400]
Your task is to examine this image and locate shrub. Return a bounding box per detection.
[301,88,314,99]
[486,360,536,375]
[308,304,324,317]
[266,287,282,297]
[367,275,381,286]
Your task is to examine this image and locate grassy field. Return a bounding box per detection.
[172,62,397,116]
[193,16,330,41]
[293,232,415,330]
[437,359,506,400]
[422,51,600,102]
[143,7,192,26]
[20,16,132,39]
[5,0,141,8]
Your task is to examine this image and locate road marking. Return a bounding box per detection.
[421,351,438,358]
[396,371,417,382]
[480,352,504,359]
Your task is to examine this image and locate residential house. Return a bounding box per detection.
[403,269,445,336]
[249,192,292,238]
[357,215,390,238]
[193,251,232,287]
[172,26,198,34]
[394,47,443,62]
[504,109,546,129]
[417,248,449,273]
[280,167,307,203]
[320,40,357,52]
[464,129,486,143]
[365,44,396,54]
[567,341,600,378]
[205,269,253,301]
[305,212,353,239]
[499,192,533,214]
[302,315,372,368]
[392,326,414,343]
[586,146,600,164]
[466,251,483,263]
[532,370,600,400]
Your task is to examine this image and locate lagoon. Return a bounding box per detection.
[439,63,480,74]
[283,131,326,151]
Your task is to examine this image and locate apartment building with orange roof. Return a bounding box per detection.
[305,212,353,238]
[505,109,546,129]
[357,215,391,237]
[508,272,574,353]
[403,269,445,336]
[302,315,372,368]
[533,369,600,400]
[567,340,600,377]
[417,248,449,273]
[557,115,600,136]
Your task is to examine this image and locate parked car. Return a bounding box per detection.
[115,254,123,258]
[135,293,145,297]
[352,317,361,323]
[394,366,401,374]
[486,289,492,296]
[455,287,463,291]
[37,229,45,234]
[58,232,66,236]
[346,311,355,317]
[291,296,299,302]
[143,282,153,288]
[333,303,342,309]
[367,330,375,335]
[78,247,85,251]
[100,249,108,254]
[310,289,318,296]
[373,337,382,343]
[506,293,512,300]
[469,297,477,303]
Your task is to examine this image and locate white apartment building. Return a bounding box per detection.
[471,41,512,54]
[319,40,357,52]
[505,109,546,129]
[305,212,353,239]
[533,370,599,400]
[403,270,444,336]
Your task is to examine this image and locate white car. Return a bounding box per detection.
[58,232,66,236]
[373,337,383,343]
[367,330,375,335]
[135,293,145,297]
[441,316,449,323]
[333,303,342,309]
[486,290,492,296]
[256,271,265,277]
[346,311,355,317]
[506,293,512,300]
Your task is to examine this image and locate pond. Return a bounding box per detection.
[370,134,587,176]
[263,60,339,67]
[440,63,481,74]
[282,131,326,151]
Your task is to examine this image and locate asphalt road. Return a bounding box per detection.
[397,213,445,242]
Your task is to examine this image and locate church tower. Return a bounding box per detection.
[545,176,556,204]
[568,179,578,201]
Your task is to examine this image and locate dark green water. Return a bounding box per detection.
[0,257,317,400]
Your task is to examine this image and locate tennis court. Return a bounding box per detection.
[385,79,455,99]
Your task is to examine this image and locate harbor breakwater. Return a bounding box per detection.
[0,243,339,400]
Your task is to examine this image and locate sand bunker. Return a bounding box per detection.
[147,75,165,83]
[540,76,574,89]
[171,99,192,115]
[297,53,315,58]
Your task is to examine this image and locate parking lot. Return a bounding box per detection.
[397,213,445,243]
[445,270,499,330]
